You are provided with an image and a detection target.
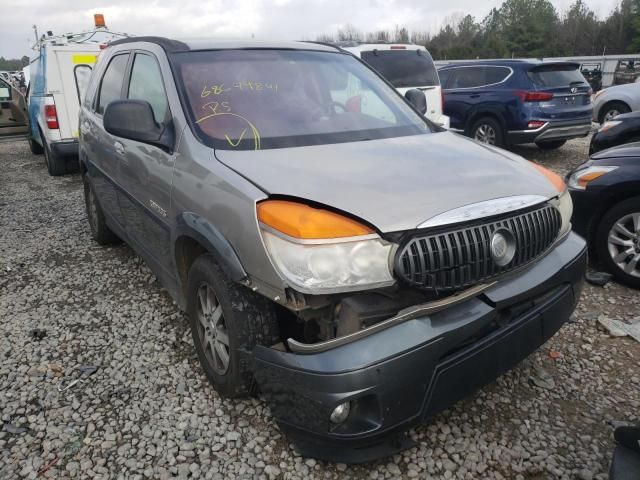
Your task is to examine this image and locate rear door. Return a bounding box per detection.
[440,66,487,130]
[359,48,443,123]
[49,48,99,140]
[526,63,592,121]
[0,78,29,139]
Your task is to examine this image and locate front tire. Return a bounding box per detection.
[469,117,504,147]
[187,255,280,397]
[535,140,567,150]
[83,172,120,245]
[595,197,640,289]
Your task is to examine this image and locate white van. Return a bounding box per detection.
[342,43,449,128]
[27,15,127,175]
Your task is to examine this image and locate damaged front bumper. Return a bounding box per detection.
[253,232,587,463]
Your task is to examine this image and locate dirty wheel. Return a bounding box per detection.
[469,117,504,147]
[595,197,640,289]
[43,135,66,176]
[28,136,43,155]
[83,172,120,245]
[187,254,280,397]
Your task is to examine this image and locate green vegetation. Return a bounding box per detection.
[318,0,640,59]
[0,56,29,71]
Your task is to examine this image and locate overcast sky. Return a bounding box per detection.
[0,0,621,59]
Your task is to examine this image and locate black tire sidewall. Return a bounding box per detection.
[469,117,504,147]
[599,101,631,124]
[595,197,640,289]
[186,255,279,397]
[42,134,65,176]
[82,173,118,245]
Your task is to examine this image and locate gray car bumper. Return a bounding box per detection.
[507,120,593,144]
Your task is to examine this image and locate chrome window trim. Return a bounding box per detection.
[442,65,514,91]
[417,195,549,229]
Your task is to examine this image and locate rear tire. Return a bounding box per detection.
[187,254,280,398]
[535,140,567,150]
[595,197,640,289]
[28,136,43,155]
[43,135,66,176]
[598,101,631,124]
[83,172,120,245]
[469,117,504,147]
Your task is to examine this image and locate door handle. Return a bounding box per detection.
[114,141,125,156]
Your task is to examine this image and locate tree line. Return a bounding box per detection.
[0,56,30,71]
[317,0,640,59]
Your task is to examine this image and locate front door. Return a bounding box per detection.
[115,51,175,275]
[0,78,29,139]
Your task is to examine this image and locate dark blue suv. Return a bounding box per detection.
[438,61,593,150]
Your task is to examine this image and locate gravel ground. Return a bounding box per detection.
[1,136,639,480]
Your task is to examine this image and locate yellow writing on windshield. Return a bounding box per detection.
[201,81,279,97]
[196,110,261,151]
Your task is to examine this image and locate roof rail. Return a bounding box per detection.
[299,41,345,52]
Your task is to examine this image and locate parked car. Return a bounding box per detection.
[80,37,586,462]
[568,143,640,288]
[340,43,449,128]
[0,77,29,139]
[438,60,592,150]
[27,14,127,175]
[590,111,640,154]
[592,82,640,124]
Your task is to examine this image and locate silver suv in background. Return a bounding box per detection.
[79,37,586,462]
[592,82,640,124]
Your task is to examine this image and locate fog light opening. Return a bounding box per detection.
[330,401,351,424]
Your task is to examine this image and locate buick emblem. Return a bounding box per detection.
[490,229,516,267]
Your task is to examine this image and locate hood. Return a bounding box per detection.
[592,142,640,160]
[614,111,640,121]
[215,132,558,233]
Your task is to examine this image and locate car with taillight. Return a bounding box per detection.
[79,37,586,462]
[438,60,593,150]
[26,14,127,175]
[568,143,640,288]
[340,43,449,128]
[590,111,640,154]
[592,82,640,124]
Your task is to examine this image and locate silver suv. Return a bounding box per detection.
[79,37,587,462]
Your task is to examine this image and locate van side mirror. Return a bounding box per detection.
[103,100,173,152]
[405,88,427,115]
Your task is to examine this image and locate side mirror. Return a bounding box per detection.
[405,88,427,115]
[104,100,173,152]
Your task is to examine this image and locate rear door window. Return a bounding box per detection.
[97,54,129,115]
[448,67,485,89]
[74,65,92,103]
[127,53,169,123]
[527,65,587,88]
[361,49,439,87]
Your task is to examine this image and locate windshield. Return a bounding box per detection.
[172,49,430,150]
[527,66,587,89]
[360,49,439,88]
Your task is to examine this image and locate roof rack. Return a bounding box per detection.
[299,40,345,52]
[333,41,416,48]
[108,36,190,53]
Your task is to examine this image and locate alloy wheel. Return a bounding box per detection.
[607,212,640,278]
[196,283,230,374]
[603,109,620,122]
[474,124,496,145]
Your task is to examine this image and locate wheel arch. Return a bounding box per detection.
[173,212,248,301]
[465,108,507,136]
[598,99,631,123]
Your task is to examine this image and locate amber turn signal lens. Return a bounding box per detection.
[257,200,374,239]
[531,163,565,193]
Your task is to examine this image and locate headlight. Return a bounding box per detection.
[598,120,622,133]
[257,200,395,294]
[553,190,573,237]
[568,166,618,190]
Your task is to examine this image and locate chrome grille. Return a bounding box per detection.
[395,204,562,291]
